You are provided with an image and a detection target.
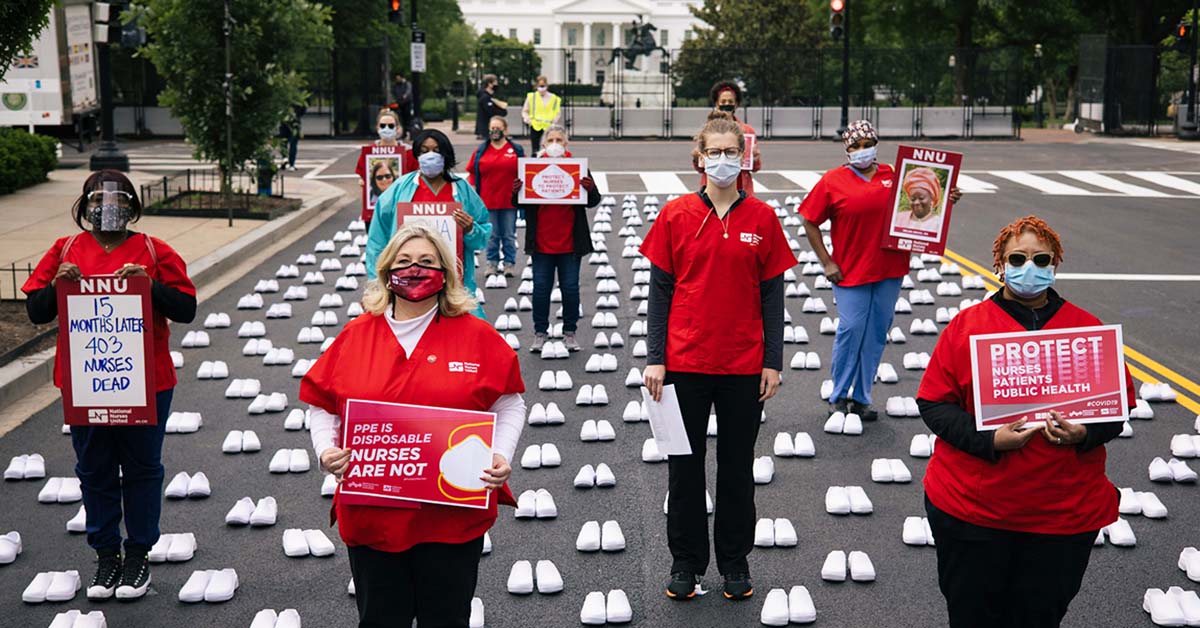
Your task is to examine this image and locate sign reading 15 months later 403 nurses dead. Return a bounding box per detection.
[969,325,1128,431]
[57,275,157,426]
[338,399,496,510]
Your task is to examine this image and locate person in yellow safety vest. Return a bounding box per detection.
[521,75,562,155]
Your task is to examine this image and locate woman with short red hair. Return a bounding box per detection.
[918,215,1135,628]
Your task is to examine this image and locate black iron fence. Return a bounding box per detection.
[140,168,294,220]
[2,262,35,301]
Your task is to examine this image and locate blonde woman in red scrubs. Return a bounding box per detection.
[642,117,797,603]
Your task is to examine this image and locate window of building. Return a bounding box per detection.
[624,28,632,46]
[509,28,517,39]
[485,28,493,35]
[597,30,605,46]
[567,27,577,47]
[533,28,541,45]
[684,30,692,42]
[567,60,577,83]
[661,30,669,46]
[596,69,605,85]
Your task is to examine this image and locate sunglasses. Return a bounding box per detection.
[1007,252,1053,267]
[702,147,741,159]
[379,123,396,129]
[374,173,394,181]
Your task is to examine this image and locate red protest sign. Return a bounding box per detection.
[969,325,1129,430]
[395,201,464,262]
[338,399,496,510]
[518,158,588,205]
[360,145,405,223]
[741,134,757,171]
[57,275,157,426]
[881,145,962,256]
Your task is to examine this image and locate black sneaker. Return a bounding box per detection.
[829,398,849,416]
[849,401,879,421]
[722,573,754,600]
[86,550,122,600]
[666,572,699,600]
[115,551,151,600]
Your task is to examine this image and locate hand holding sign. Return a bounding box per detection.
[992,417,1038,451]
[480,453,511,490]
[1041,410,1087,446]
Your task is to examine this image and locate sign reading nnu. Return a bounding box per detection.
[396,202,464,262]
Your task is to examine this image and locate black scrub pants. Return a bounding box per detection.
[347,535,484,628]
[925,496,1097,628]
[666,372,763,576]
[530,127,544,155]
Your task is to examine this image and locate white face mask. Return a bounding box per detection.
[418,152,445,178]
[703,154,740,188]
[378,126,397,141]
[543,142,565,158]
[537,85,547,93]
[847,145,877,169]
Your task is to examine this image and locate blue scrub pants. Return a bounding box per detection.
[70,388,173,554]
[830,278,902,405]
[486,209,518,266]
[531,252,580,336]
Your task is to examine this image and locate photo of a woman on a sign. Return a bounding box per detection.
[367,157,400,210]
[892,164,950,241]
[518,157,588,205]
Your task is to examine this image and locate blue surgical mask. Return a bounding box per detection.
[847,145,877,169]
[378,126,397,141]
[418,152,444,178]
[1005,262,1056,298]
[704,154,741,188]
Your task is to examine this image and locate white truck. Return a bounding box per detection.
[0,0,98,130]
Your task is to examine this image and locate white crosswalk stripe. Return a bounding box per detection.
[1057,171,1170,197]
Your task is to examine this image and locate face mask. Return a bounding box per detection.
[86,185,133,232]
[378,126,397,140]
[718,104,736,113]
[1004,262,1056,299]
[543,142,565,158]
[846,145,877,169]
[418,152,445,178]
[388,264,446,302]
[489,129,505,141]
[537,85,547,93]
[703,154,741,188]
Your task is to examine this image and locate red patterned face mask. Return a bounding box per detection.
[387,264,445,302]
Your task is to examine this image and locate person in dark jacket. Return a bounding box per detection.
[510,125,599,354]
[392,72,414,141]
[475,74,508,140]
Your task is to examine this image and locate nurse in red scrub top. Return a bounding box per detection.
[799,120,962,422]
[303,223,526,628]
[641,116,797,603]
[918,216,1134,628]
[22,170,196,602]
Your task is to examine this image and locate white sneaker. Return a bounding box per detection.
[222,430,243,454]
[871,458,893,483]
[848,550,876,582]
[250,497,278,526]
[580,591,607,624]
[250,610,279,628]
[753,456,775,484]
[825,486,851,515]
[507,560,534,594]
[1137,491,1168,519]
[773,432,794,457]
[642,438,665,463]
[772,518,797,547]
[289,449,310,473]
[577,521,602,552]
[1171,459,1200,483]
[843,413,863,435]
[164,472,191,499]
[1179,547,1200,582]
[889,459,912,482]
[178,570,213,603]
[910,434,932,458]
[555,370,573,391]
[821,550,847,582]
[823,412,845,434]
[580,420,599,442]
[761,588,789,626]
[847,486,873,514]
[186,472,211,498]
[1150,457,1174,482]
[601,520,625,551]
[44,569,81,602]
[605,589,632,623]
[268,450,291,473]
[1106,518,1137,547]
[1168,587,1200,626]
[595,420,615,441]
[225,497,255,526]
[534,488,558,518]
[514,490,536,519]
[167,532,197,562]
[595,463,616,487]
[282,529,309,557]
[521,445,542,469]
[754,518,775,547]
[67,505,87,533]
[203,568,238,603]
[304,529,335,557]
[793,432,816,457]
[903,516,929,546]
[788,585,816,623]
[535,560,563,594]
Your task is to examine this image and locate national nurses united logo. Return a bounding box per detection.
[448,361,480,374]
[740,232,762,246]
[87,409,110,424]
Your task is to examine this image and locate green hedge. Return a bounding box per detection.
[0,128,58,195]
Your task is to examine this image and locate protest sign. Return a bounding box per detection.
[882,145,962,256]
[57,275,157,426]
[395,201,464,262]
[970,325,1129,430]
[360,145,405,223]
[741,134,757,171]
[518,158,588,205]
[339,399,497,510]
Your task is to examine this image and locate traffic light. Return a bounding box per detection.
[92,2,124,44]
[830,0,846,41]
[1173,21,1193,53]
[388,0,404,25]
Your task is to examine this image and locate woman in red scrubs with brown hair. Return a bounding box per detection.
[642,116,797,603]
[303,223,525,627]
[918,215,1135,628]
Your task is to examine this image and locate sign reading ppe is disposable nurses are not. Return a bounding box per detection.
[518,158,588,205]
[339,399,496,510]
[969,325,1129,431]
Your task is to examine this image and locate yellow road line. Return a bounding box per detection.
[941,248,1200,415]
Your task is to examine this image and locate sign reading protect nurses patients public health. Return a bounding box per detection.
[57,275,157,426]
[881,145,962,256]
[969,325,1128,431]
[339,399,497,510]
[518,158,588,205]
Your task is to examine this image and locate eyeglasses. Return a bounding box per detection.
[702,147,741,159]
[1007,252,1053,267]
[374,173,394,181]
[378,123,396,129]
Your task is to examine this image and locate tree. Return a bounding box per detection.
[0,0,54,82]
[673,0,822,104]
[475,32,541,97]
[137,0,332,192]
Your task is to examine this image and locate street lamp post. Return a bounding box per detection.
[89,3,129,172]
[1182,0,1199,139]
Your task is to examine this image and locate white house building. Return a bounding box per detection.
[457,0,706,85]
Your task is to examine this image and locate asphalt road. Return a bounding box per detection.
[3,137,1198,628]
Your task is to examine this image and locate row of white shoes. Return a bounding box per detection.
[1170,435,1200,459]
[297,326,326,344]
[593,331,626,348]
[902,517,937,546]
[38,477,82,503]
[520,443,562,469]
[164,411,203,433]
[908,318,940,335]
[196,360,230,379]
[224,379,262,398]
[825,486,873,515]
[179,330,211,347]
[1141,382,1180,402]
[266,303,293,318]
[540,340,571,360]
[225,496,278,526]
[885,396,922,417]
[164,472,210,499]
[242,338,274,356]
[507,560,563,594]
[493,313,523,331]
[576,384,610,406]
[221,430,262,453]
[147,533,197,562]
[1143,587,1200,626]
[871,458,913,483]
[22,570,81,603]
[824,412,864,435]
[1150,457,1198,483]
[761,586,817,625]
[47,611,106,628]
[580,420,616,442]
[527,402,566,425]
[237,321,268,337]
[318,293,344,307]
[576,520,625,551]
[573,464,616,488]
[590,312,620,328]
[772,432,816,457]
[178,568,239,603]
[238,293,265,309]
[538,370,574,391]
[903,352,932,370]
[310,310,339,326]
[514,489,558,519]
[248,392,289,414]
[1118,488,1169,518]
[579,590,632,625]
[202,312,231,328]
[584,353,620,372]
[261,348,295,366]
[821,550,876,582]
[250,609,302,628]
[255,279,281,293]
[754,518,799,547]
[4,453,46,480]
[268,449,311,473]
[282,528,335,557]
[789,352,822,370]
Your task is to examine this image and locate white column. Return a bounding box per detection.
[612,22,621,49]
[550,21,562,83]
[582,21,591,81]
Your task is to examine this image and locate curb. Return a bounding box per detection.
[0,184,348,412]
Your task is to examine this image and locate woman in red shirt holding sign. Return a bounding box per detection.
[918,216,1133,628]
[467,115,525,277]
[355,108,416,228]
[641,117,797,602]
[22,170,196,602]
[302,223,525,627]
[799,120,962,422]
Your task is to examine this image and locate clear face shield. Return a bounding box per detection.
[86,182,134,232]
